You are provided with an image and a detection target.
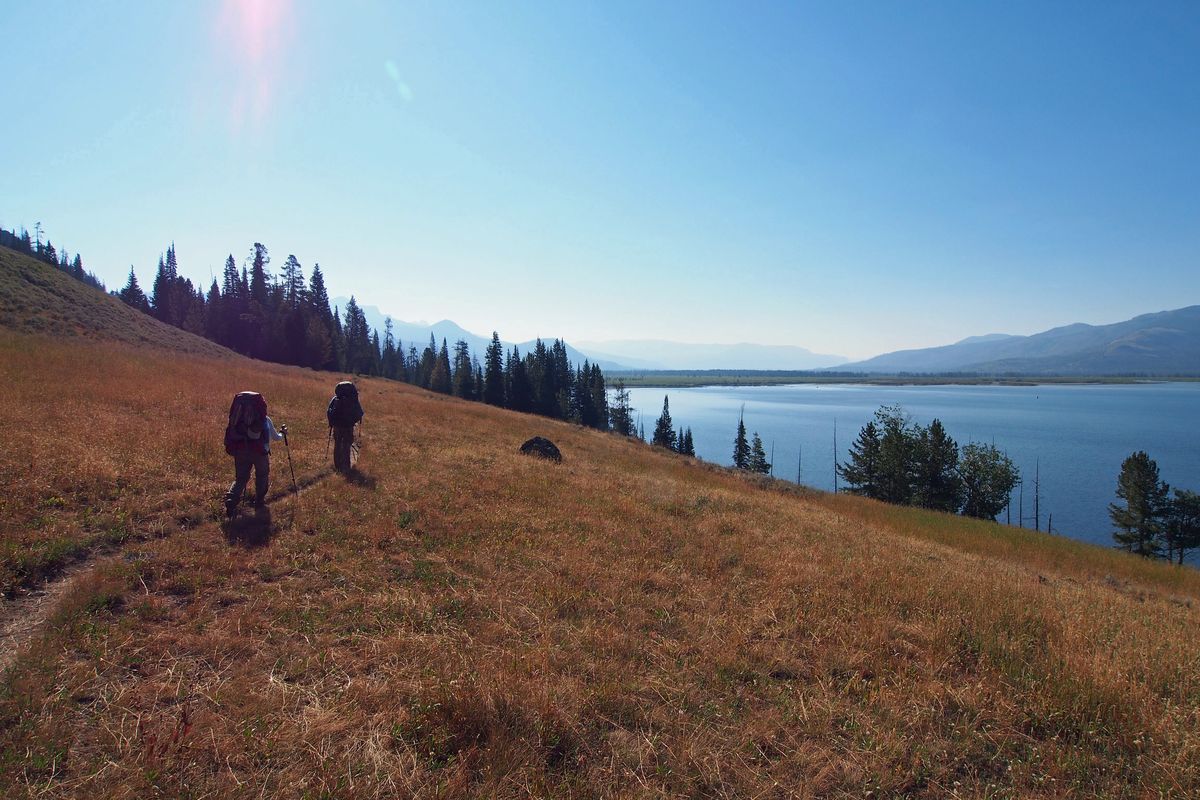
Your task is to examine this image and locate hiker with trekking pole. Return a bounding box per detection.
[222,391,287,518]
[327,381,364,473]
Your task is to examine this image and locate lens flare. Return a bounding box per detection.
[215,0,294,132]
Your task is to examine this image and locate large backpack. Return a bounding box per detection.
[327,381,364,428]
[224,391,268,456]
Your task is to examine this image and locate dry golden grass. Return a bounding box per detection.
[2,253,1199,797]
[0,247,230,358]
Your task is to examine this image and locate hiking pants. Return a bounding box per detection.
[227,452,270,506]
[333,426,354,473]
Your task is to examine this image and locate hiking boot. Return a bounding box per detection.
[225,498,238,519]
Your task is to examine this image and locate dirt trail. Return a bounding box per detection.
[0,562,97,673]
[0,469,336,674]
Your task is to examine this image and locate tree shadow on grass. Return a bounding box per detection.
[222,505,274,549]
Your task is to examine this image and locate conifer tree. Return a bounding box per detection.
[282,254,304,308]
[118,266,150,312]
[651,395,677,449]
[249,242,270,307]
[1110,451,1169,557]
[749,433,771,474]
[150,255,172,323]
[417,333,437,388]
[451,339,475,399]
[204,279,222,341]
[429,338,451,393]
[483,332,505,406]
[507,347,534,412]
[1164,489,1200,565]
[838,420,881,497]
[609,379,636,436]
[875,405,917,505]
[732,414,750,470]
[589,363,609,431]
[680,428,695,457]
[913,419,963,512]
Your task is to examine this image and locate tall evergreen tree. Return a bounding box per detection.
[589,364,609,431]
[838,421,881,497]
[507,347,533,412]
[875,405,917,505]
[1164,489,1200,566]
[429,339,452,394]
[732,414,750,470]
[118,266,150,312]
[913,419,963,512]
[609,379,636,436]
[150,255,172,323]
[282,254,304,308]
[248,242,270,307]
[1110,451,1169,557]
[204,279,223,341]
[451,339,474,399]
[748,433,771,474]
[652,395,677,449]
[483,332,505,406]
[679,428,695,457]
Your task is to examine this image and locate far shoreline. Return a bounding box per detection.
[607,371,1200,389]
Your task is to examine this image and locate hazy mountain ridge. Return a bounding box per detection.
[841,306,1200,375]
[334,299,632,371]
[573,339,848,371]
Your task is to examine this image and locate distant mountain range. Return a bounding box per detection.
[337,298,1200,376]
[332,299,629,371]
[837,306,1200,375]
[574,339,848,371]
[337,298,849,372]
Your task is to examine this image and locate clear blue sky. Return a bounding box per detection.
[2,1,1197,359]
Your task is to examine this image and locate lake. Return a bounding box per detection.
[624,382,1200,552]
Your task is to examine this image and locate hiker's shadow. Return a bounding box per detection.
[222,506,275,549]
[342,468,377,489]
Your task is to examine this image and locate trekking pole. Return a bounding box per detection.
[325,427,332,461]
[282,427,298,494]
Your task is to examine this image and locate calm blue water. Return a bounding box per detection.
[625,383,1200,551]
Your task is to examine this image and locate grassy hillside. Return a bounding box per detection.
[2,250,1200,797]
[0,245,229,357]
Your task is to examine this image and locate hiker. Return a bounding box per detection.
[327,380,364,473]
[223,391,285,517]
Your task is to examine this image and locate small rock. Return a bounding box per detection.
[520,436,562,463]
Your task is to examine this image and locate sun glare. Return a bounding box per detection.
[215,0,294,132]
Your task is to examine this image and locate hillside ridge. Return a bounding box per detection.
[841,305,1200,374]
[0,244,232,358]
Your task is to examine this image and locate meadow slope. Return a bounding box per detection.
[2,253,1200,797]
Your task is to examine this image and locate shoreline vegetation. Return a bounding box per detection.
[609,370,1200,388]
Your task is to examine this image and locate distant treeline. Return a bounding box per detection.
[0,224,106,291]
[109,242,616,429]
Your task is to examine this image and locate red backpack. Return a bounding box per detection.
[224,392,268,455]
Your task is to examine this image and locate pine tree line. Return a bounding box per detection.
[731,411,771,474]
[837,405,1020,520]
[649,395,696,456]
[109,242,614,429]
[1,224,105,291]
